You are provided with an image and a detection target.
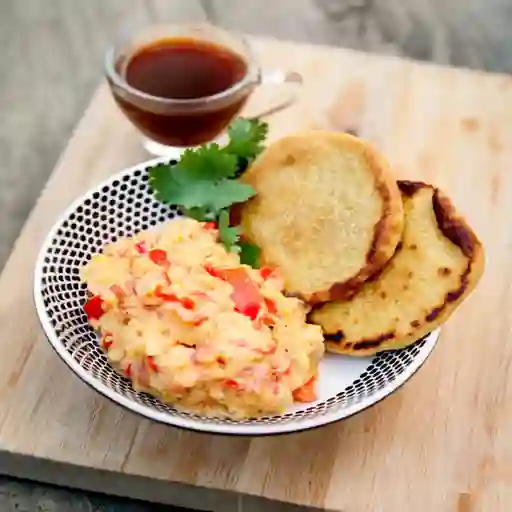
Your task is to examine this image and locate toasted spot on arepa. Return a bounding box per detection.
[311,181,484,356]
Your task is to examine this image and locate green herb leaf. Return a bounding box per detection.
[209,180,256,211]
[149,162,255,213]
[218,210,241,253]
[180,144,238,180]
[225,118,269,161]
[239,241,261,268]
[183,206,216,222]
[148,163,178,204]
[149,163,216,209]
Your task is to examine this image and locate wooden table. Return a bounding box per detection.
[1,37,511,512]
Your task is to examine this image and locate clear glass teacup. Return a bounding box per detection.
[105,22,302,157]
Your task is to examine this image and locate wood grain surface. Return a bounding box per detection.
[1,37,511,512]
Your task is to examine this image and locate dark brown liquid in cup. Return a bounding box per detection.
[112,37,251,147]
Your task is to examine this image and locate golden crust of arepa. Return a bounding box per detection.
[240,131,404,304]
[311,180,485,356]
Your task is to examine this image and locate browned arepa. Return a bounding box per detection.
[239,131,404,304]
[311,180,485,356]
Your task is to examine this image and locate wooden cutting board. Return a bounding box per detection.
[0,37,511,512]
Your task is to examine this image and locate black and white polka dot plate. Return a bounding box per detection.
[33,156,440,435]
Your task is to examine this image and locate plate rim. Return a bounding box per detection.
[33,157,441,436]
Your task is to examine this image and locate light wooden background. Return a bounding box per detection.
[1,0,511,510]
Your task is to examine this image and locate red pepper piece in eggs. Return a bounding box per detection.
[84,295,104,320]
[215,268,263,320]
[147,355,159,373]
[292,376,317,403]
[259,266,276,280]
[148,249,168,266]
[134,241,147,254]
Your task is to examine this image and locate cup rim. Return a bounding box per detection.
[104,24,260,106]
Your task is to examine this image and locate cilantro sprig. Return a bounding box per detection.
[218,210,241,253]
[148,118,268,266]
[225,118,268,160]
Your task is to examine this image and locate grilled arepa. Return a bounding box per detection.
[240,131,404,304]
[311,181,485,356]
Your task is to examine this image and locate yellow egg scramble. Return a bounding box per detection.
[81,218,324,419]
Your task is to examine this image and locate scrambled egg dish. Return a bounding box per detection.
[81,218,324,419]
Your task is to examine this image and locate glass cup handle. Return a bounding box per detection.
[246,70,303,120]
[261,70,303,86]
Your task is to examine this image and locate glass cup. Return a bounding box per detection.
[105,22,302,157]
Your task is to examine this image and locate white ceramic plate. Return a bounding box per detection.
[33,157,440,435]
